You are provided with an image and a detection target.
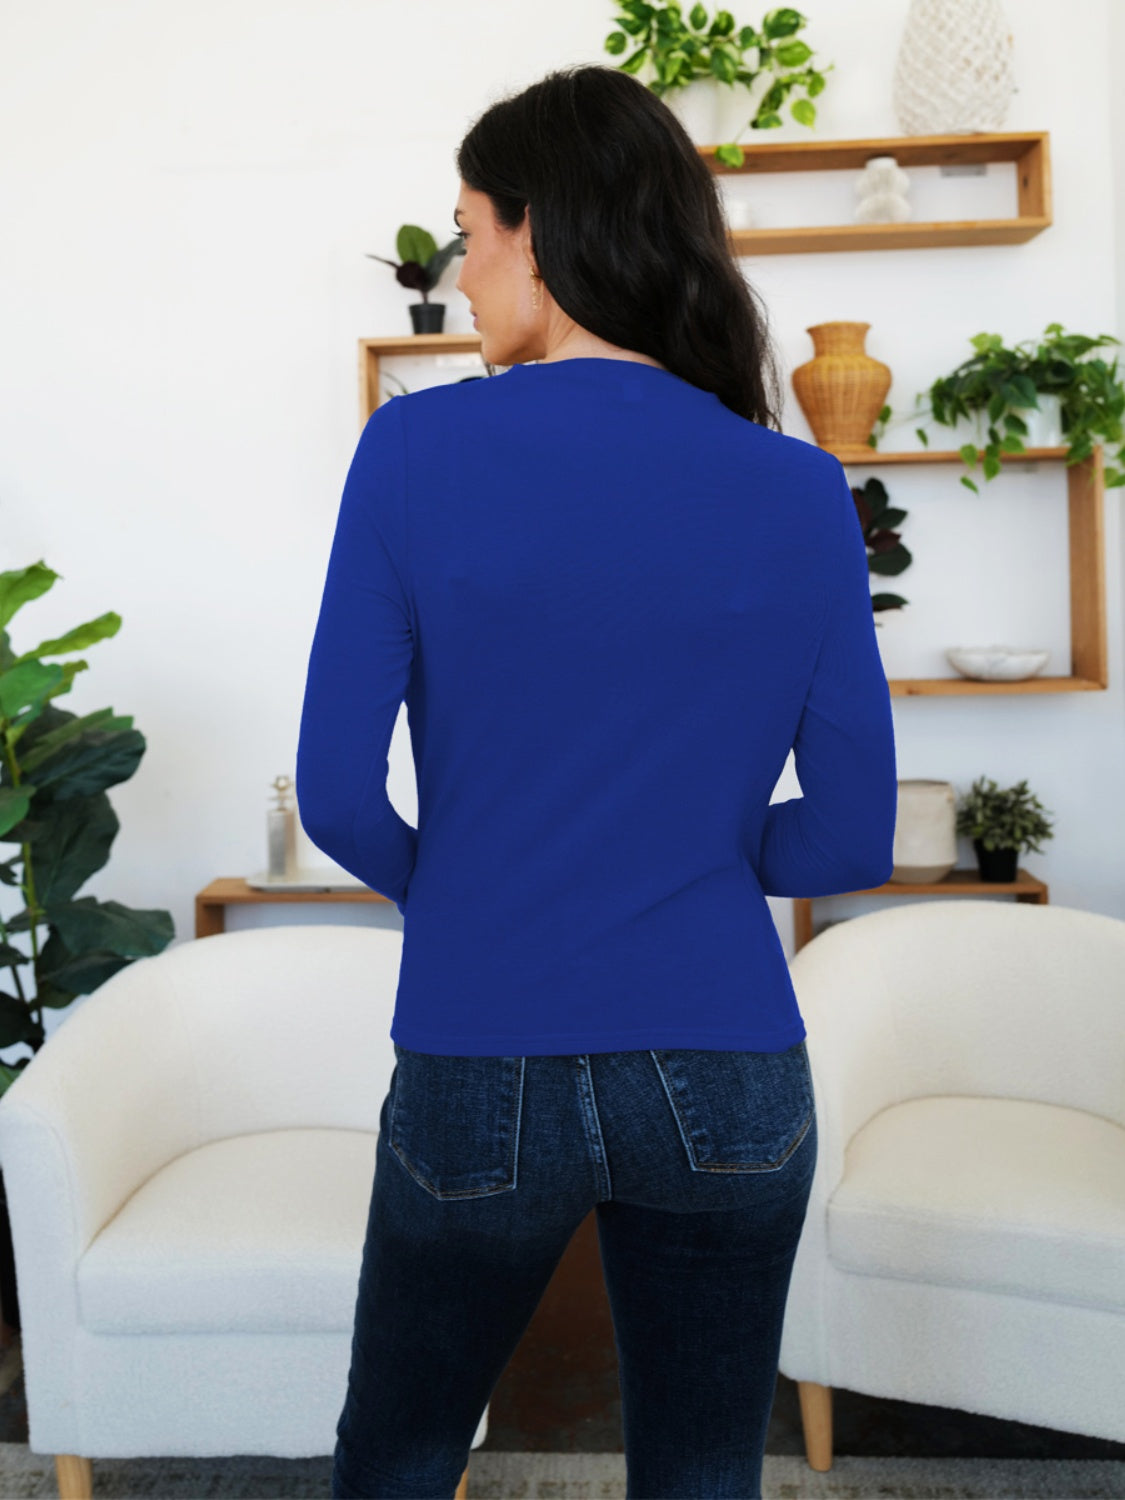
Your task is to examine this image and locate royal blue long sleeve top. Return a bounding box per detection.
[296,358,898,1056]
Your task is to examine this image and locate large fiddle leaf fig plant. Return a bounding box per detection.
[0,562,174,1098]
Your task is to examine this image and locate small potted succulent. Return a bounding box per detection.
[955,775,1055,882]
[850,475,912,622]
[367,225,467,334]
[605,2,832,166]
[870,324,1125,493]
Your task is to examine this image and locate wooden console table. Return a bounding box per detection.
[195,877,389,938]
[792,866,1049,953]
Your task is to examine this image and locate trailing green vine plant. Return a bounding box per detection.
[605,3,833,166]
[868,325,1125,494]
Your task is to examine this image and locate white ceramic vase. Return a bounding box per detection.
[890,780,958,884]
[892,0,1017,135]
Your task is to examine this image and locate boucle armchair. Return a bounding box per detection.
[778,898,1125,1470]
[0,923,488,1500]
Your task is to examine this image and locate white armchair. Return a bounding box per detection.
[778,897,1125,1470]
[0,923,489,1500]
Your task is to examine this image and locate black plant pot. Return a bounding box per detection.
[409,302,446,334]
[973,839,1019,883]
[0,1168,19,1331]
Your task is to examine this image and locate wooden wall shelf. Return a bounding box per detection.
[698,131,1051,254]
[359,334,486,423]
[834,445,1107,695]
[792,866,1049,952]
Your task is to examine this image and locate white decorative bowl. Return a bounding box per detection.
[946,645,1051,681]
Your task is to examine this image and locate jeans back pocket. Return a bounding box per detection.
[387,1042,525,1199]
[652,1040,815,1173]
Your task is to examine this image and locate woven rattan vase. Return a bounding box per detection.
[791,322,891,451]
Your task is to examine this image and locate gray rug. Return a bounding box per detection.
[2,1446,1123,1498]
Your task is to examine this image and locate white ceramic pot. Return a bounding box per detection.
[664,79,757,149]
[1022,393,1064,448]
[890,779,958,884]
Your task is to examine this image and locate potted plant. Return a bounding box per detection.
[366,225,467,335]
[850,475,912,622]
[605,2,832,166]
[870,325,1125,493]
[0,561,175,1328]
[955,775,1055,883]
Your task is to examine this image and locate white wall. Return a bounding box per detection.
[2,0,1122,1045]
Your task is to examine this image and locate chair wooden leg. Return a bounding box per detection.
[455,1461,469,1498]
[797,1380,833,1471]
[55,1455,93,1500]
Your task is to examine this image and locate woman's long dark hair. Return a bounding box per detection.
[455,63,783,429]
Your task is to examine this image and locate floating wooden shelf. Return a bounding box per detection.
[699,131,1051,254]
[832,445,1107,696]
[358,333,486,423]
[791,866,1049,952]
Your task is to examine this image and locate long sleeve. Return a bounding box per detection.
[755,461,898,897]
[296,396,417,913]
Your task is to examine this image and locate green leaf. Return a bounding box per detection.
[806,70,825,97]
[960,476,980,493]
[0,786,35,840]
[37,929,134,996]
[19,726,145,802]
[982,452,1002,480]
[775,39,812,65]
[0,563,57,632]
[0,991,39,1048]
[790,96,815,126]
[0,659,64,722]
[16,611,121,663]
[999,434,1026,453]
[395,224,438,268]
[604,29,628,53]
[17,707,133,774]
[13,792,118,906]
[959,443,979,467]
[916,428,929,447]
[753,111,783,129]
[43,896,174,959]
[714,142,745,167]
[762,7,804,39]
[31,979,79,1010]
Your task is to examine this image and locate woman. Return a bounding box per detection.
[297,63,898,1500]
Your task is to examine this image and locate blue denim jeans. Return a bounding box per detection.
[332,1040,817,1500]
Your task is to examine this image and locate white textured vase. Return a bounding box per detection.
[890,779,958,884]
[892,0,1017,135]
